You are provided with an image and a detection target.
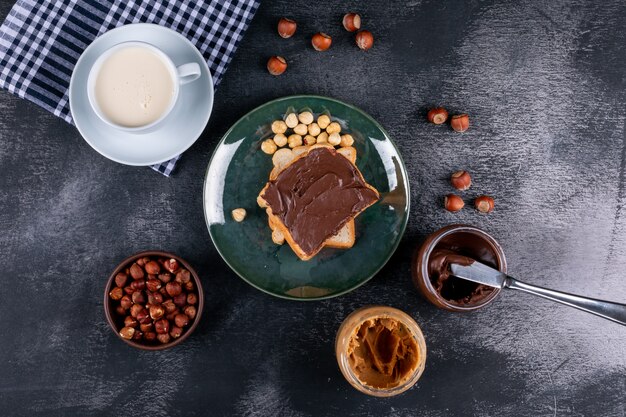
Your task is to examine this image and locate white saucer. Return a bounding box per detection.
[69,23,214,166]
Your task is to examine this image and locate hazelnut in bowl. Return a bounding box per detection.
[104,250,204,350]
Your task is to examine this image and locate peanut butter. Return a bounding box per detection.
[347,317,419,389]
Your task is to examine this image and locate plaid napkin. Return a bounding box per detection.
[0,0,259,176]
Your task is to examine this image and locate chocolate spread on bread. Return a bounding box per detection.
[262,147,379,256]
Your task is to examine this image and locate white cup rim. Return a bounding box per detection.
[87,41,181,133]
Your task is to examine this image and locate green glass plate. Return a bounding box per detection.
[203,95,409,300]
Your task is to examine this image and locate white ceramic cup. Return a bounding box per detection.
[87,41,201,133]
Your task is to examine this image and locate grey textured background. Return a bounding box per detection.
[1,0,625,416]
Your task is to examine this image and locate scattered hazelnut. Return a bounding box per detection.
[144,261,160,275]
[261,139,278,155]
[277,17,297,38]
[450,170,472,191]
[298,111,314,125]
[316,131,329,143]
[312,32,332,51]
[342,13,361,32]
[114,273,128,288]
[231,208,247,222]
[288,134,303,148]
[326,122,341,134]
[129,263,144,280]
[285,113,298,128]
[444,194,465,212]
[317,114,331,129]
[303,135,317,146]
[166,281,182,297]
[170,326,183,339]
[271,120,288,134]
[475,196,494,213]
[273,133,287,147]
[109,287,123,300]
[355,30,374,50]
[120,295,133,310]
[175,313,190,328]
[119,326,135,340]
[328,132,341,146]
[339,134,354,147]
[184,305,197,320]
[293,123,308,136]
[155,319,170,335]
[451,114,470,132]
[163,258,179,274]
[149,305,165,320]
[187,293,198,305]
[267,56,287,76]
[427,107,448,125]
[308,122,321,136]
[124,316,138,328]
[157,333,171,344]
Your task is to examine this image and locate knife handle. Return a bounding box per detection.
[505,277,626,326]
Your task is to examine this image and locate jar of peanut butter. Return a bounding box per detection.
[335,306,427,397]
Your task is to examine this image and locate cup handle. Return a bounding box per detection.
[176,63,201,85]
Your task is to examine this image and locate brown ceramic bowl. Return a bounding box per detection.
[412,224,507,312]
[104,250,204,350]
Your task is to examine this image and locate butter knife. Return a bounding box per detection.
[450,261,626,326]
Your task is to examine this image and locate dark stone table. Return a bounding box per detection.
[1,1,625,416]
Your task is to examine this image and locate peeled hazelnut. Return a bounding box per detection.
[267,56,287,76]
[272,229,285,245]
[288,134,303,148]
[129,263,144,280]
[303,135,317,146]
[146,278,162,292]
[109,287,123,300]
[114,273,128,288]
[328,132,341,146]
[261,139,278,154]
[157,333,171,344]
[339,134,354,147]
[163,258,179,274]
[298,111,314,125]
[271,120,288,134]
[451,170,472,191]
[293,123,308,136]
[355,30,374,50]
[184,305,197,320]
[312,32,332,51]
[144,332,157,342]
[175,269,191,284]
[131,290,145,304]
[173,293,187,307]
[326,122,341,134]
[149,305,165,320]
[145,261,160,275]
[130,304,143,318]
[308,122,321,136]
[317,114,331,129]
[451,114,470,132]
[427,107,448,125]
[278,17,297,38]
[120,295,133,310]
[317,131,329,143]
[231,208,247,222]
[444,194,465,212]
[124,316,138,328]
[170,326,183,339]
[285,113,298,128]
[175,313,190,328]
[119,326,135,340]
[475,196,495,213]
[155,319,170,335]
[343,13,361,32]
[273,133,288,147]
[166,281,182,297]
[187,293,198,305]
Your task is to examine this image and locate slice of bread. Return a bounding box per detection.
[259,146,378,261]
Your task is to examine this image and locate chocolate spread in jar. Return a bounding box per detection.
[428,232,499,305]
[262,147,379,255]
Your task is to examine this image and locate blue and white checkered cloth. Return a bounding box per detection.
[0,0,259,176]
